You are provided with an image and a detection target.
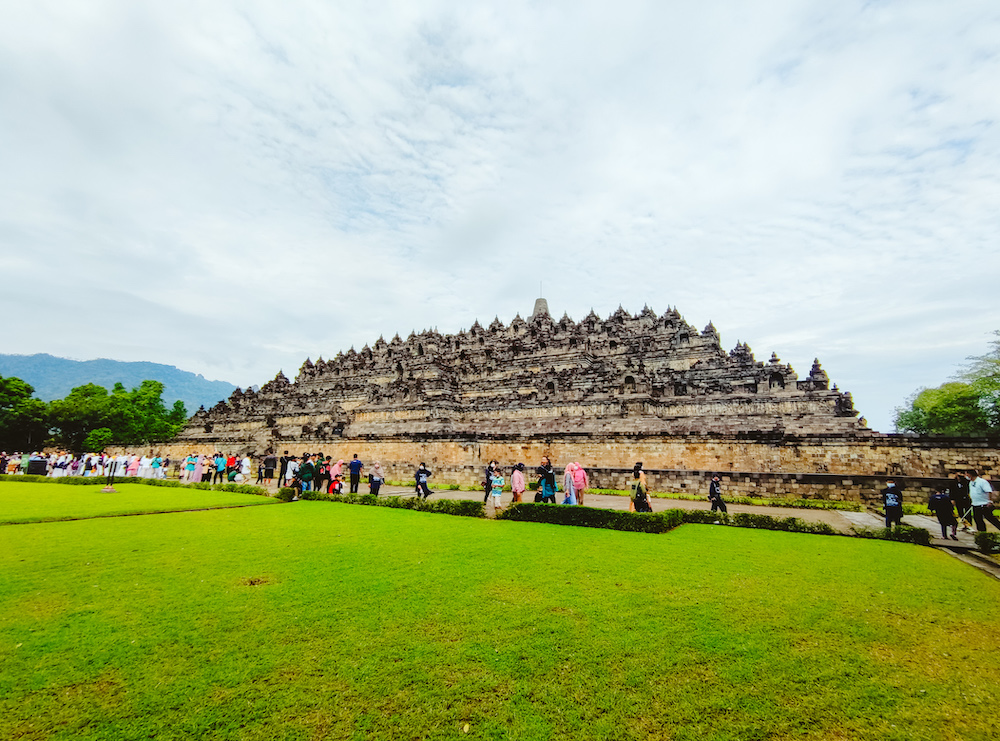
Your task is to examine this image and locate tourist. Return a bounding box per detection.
[331,458,344,482]
[968,470,1000,532]
[928,488,959,540]
[213,453,226,484]
[330,473,344,494]
[150,454,162,478]
[298,454,316,493]
[194,454,207,483]
[284,455,299,488]
[369,461,385,496]
[880,478,903,530]
[707,473,727,515]
[950,472,973,532]
[483,460,498,504]
[263,452,277,486]
[536,457,557,503]
[240,454,252,482]
[278,450,291,486]
[182,453,196,481]
[631,464,652,512]
[572,462,589,506]
[348,454,363,493]
[315,456,332,493]
[415,462,432,499]
[562,463,578,505]
[490,467,505,512]
[127,455,140,477]
[138,453,152,479]
[510,463,526,503]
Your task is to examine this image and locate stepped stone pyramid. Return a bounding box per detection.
[176,300,863,451]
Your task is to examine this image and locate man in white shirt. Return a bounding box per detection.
[968,469,1000,532]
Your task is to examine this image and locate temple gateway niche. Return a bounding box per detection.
[178,299,865,452]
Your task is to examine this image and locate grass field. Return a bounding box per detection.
[0,481,276,524]
[1,486,999,740]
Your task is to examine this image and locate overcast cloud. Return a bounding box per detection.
[1,0,998,431]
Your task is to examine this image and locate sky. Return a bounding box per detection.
[1,0,998,432]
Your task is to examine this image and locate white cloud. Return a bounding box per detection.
[1,0,998,432]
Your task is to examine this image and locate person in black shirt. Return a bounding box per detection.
[881,478,904,530]
[950,472,973,531]
[928,488,959,540]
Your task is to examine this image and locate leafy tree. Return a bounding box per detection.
[895,331,1000,435]
[49,380,188,450]
[0,375,49,450]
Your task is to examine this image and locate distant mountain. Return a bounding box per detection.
[0,354,237,416]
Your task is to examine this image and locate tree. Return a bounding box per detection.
[895,331,1000,436]
[0,375,49,450]
[48,380,189,451]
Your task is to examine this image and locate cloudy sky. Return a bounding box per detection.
[2,0,998,432]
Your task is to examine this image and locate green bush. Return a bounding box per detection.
[974,532,1000,554]
[903,503,932,516]
[728,512,839,535]
[853,525,932,546]
[498,503,684,534]
[212,483,270,497]
[275,488,296,502]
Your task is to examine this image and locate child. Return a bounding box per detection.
[928,488,959,540]
[329,473,344,494]
[490,471,505,512]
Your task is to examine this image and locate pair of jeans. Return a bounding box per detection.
[350,474,360,493]
[973,505,1000,532]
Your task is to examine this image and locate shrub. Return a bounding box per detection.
[853,525,932,546]
[275,488,296,502]
[974,532,1000,554]
[212,483,270,497]
[319,493,485,518]
[498,503,684,534]
[727,512,839,535]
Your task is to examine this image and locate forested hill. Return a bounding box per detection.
[0,354,237,415]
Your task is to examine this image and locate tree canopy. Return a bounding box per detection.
[894,331,1000,436]
[0,375,188,451]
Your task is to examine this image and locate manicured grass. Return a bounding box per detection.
[1,502,999,740]
[0,481,275,524]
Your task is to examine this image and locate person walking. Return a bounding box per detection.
[708,474,728,514]
[562,463,578,505]
[928,488,959,540]
[415,462,433,499]
[631,463,652,512]
[968,470,1000,532]
[278,451,291,487]
[348,454,363,493]
[880,478,904,530]
[571,462,588,506]
[490,468,505,513]
[213,453,226,484]
[483,460,498,504]
[510,463,526,503]
[950,472,973,531]
[263,452,277,486]
[369,461,385,496]
[536,457,556,503]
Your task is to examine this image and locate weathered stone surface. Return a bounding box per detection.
[178,301,862,450]
[162,300,997,495]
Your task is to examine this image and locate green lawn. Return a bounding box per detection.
[0,481,275,524]
[1,499,998,740]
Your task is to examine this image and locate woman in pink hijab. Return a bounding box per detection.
[571,462,589,506]
[126,455,140,477]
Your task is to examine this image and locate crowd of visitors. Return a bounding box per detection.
[2,448,997,533]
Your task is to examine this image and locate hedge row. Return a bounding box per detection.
[497,503,840,537]
[853,525,933,547]
[276,488,484,518]
[0,474,271,497]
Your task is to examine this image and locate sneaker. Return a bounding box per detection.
[951,535,959,540]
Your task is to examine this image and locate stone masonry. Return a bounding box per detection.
[163,300,998,501]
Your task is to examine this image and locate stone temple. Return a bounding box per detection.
[168,300,996,501]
